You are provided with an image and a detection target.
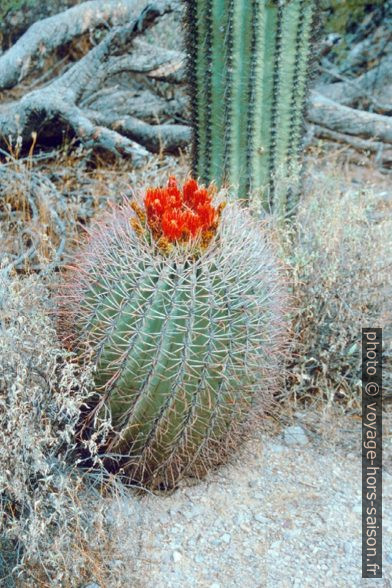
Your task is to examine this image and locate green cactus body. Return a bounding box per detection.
[62,198,286,488]
[185,0,316,216]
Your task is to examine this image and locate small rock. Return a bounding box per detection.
[235,512,250,525]
[158,511,170,524]
[283,425,309,446]
[172,550,182,563]
[210,584,221,588]
[182,504,205,520]
[221,533,231,544]
[195,554,205,564]
[172,524,184,534]
[283,529,299,540]
[239,523,251,533]
[253,513,270,524]
[386,552,392,564]
[162,552,172,564]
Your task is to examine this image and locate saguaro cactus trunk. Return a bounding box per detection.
[185,0,317,216]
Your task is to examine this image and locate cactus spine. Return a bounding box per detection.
[185,0,316,216]
[60,179,287,489]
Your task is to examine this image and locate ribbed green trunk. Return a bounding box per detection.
[83,257,254,487]
[63,201,287,489]
[185,0,316,216]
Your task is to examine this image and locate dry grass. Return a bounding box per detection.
[0,146,187,274]
[276,156,392,415]
[0,271,136,587]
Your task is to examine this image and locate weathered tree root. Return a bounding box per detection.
[0,1,180,163]
[308,92,392,146]
[0,0,142,89]
[309,124,392,167]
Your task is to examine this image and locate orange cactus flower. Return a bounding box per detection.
[196,202,216,228]
[193,188,210,208]
[135,176,224,247]
[145,188,167,217]
[166,176,183,208]
[182,178,199,207]
[182,209,202,237]
[161,208,185,241]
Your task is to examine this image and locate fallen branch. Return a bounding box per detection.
[81,89,187,122]
[0,1,177,163]
[45,1,176,104]
[317,55,392,113]
[308,92,392,145]
[310,124,392,166]
[0,0,142,90]
[106,39,185,82]
[89,110,191,153]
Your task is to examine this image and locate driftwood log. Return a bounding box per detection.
[0,0,390,167]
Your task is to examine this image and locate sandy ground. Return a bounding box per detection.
[108,411,392,588]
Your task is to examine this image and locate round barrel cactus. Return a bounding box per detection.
[60,177,287,489]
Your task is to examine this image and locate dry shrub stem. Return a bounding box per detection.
[280,167,392,412]
[0,272,129,587]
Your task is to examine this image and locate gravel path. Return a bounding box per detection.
[110,414,392,588]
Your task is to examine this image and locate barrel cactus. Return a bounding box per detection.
[185,0,317,216]
[60,177,287,489]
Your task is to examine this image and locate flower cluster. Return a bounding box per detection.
[145,176,219,240]
[130,176,225,253]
